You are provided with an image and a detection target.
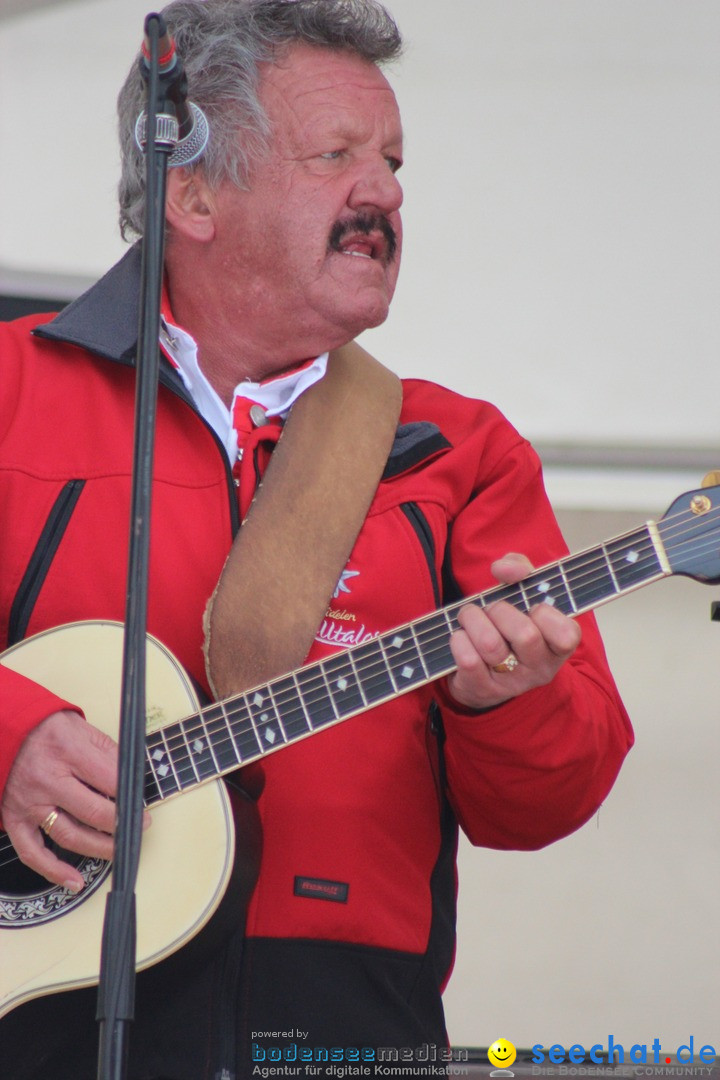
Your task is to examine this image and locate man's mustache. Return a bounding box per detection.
[327,213,398,265]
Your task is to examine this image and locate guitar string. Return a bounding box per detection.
[151,531,661,772]
[162,504,719,754]
[1,501,718,872]
[86,509,720,801]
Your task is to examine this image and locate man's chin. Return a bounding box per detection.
[346,293,393,334]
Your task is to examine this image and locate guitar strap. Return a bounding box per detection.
[203,341,403,699]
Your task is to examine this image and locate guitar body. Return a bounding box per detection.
[0,621,235,1021]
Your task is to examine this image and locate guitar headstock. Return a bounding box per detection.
[658,475,720,584]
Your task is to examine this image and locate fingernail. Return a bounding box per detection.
[63,879,83,894]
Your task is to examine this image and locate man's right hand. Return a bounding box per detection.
[1,710,129,892]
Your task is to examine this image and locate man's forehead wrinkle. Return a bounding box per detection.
[265,80,399,124]
[287,78,396,102]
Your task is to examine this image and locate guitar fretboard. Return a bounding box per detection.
[144,522,667,803]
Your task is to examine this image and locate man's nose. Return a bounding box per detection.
[347,153,403,215]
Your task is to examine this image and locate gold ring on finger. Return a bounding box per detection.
[492,653,519,674]
[40,809,59,836]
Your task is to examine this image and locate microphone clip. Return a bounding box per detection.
[134,103,209,168]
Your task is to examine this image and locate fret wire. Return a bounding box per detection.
[557,561,579,613]
[156,725,183,794]
[347,649,369,707]
[219,698,244,765]
[444,606,460,634]
[176,718,201,784]
[252,686,286,753]
[322,652,364,714]
[607,529,663,592]
[409,622,430,679]
[346,639,393,705]
[145,732,177,798]
[382,625,425,690]
[266,675,310,740]
[517,580,530,612]
[246,695,263,747]
[194,707,223,773]
[376,636,400,693]
[291,669,315,730]
[186,709,225,782]
[601,542,621,593]
[524,567,561,611]
[170,721,201,789]
[158,728,181,788]
[144,741,166,801]
[318,662,340,720]
[241,691,272,756]
[265,682,287,741]
[295,663,337,727]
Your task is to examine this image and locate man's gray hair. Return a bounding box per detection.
[117,0,403,240]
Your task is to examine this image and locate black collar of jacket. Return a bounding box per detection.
[32,243,146,366]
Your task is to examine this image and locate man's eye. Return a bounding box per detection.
[320,150,343,160]
[385,156,402,174]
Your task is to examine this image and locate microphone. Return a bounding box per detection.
[134,14,209,168]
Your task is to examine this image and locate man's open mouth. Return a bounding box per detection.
[328,213,397,266]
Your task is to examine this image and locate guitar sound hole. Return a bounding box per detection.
[0,836,89,898]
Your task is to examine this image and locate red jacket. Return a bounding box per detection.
[0,247,632,1074]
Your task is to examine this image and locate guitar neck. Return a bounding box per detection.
[143,520,670,804]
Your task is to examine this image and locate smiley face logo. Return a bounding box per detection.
[488,1039,517,1070]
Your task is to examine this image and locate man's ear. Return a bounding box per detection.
[165,168,216,241]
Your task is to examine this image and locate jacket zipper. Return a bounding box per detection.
[400,501,441,606]
[8,479,86,646]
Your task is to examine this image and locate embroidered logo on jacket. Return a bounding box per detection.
[317,565,379,648]
[315,618,377,648]
[333,568,360,598]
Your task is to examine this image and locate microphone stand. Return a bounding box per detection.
[96,14,181,1079]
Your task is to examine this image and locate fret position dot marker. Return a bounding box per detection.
[264,729,277,745]
[337,677,349,692]
[401,665,414,680]
[626,551,640,564]
[152,749,165,761]
[537,581,551,593]
[193,739,205,755]
[392,636,404,649]
[253,693,264,707]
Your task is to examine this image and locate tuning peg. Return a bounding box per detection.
[701,470,720,488]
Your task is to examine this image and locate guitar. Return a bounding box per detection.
[1,479,720,1020]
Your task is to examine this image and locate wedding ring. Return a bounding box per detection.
[40,809,59,836]
[492,653,519,674]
